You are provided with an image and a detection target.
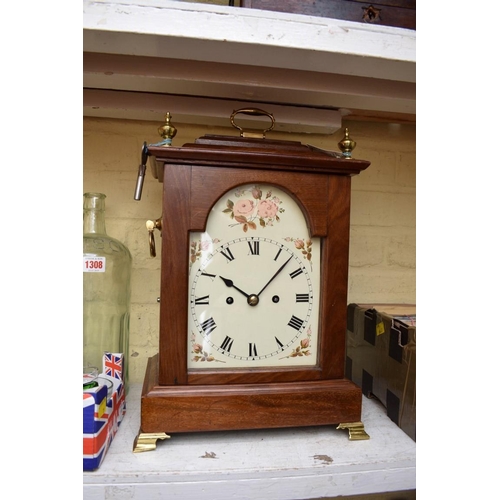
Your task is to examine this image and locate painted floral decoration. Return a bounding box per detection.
[285,237,313,269]
[223,186,284,232]
[281,326,313,359]
[189,237,221,270]
[190,333,225,363]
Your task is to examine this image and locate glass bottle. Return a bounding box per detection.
[83,193,131,392]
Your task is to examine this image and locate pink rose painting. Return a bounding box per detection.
[257,199,279,219]
[190,335,225,363]
[294,239,305,250]
[285,237,313,268]
[233,199,255,218]
[281,326,313,359]
[189,238,221,271]
[223,185,284,232]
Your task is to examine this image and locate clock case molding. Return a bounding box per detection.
[137,133,370,443]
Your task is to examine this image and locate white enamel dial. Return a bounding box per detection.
[187,184,321,369]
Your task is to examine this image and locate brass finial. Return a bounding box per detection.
[338,128,356,159]
[157,112,177,146]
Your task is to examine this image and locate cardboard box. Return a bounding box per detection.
[346,304,416,441]
[83,353,126,471]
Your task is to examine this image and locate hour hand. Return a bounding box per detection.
[219,276,251,298]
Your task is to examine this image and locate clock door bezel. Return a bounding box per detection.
[158,164,353,387]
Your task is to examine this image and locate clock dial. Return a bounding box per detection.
[188,184,321,369]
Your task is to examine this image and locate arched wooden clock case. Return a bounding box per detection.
[134,129,370,452]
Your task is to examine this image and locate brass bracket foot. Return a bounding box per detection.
[336,422,370,440]
[133,431,170,453]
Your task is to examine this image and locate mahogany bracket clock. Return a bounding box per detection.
[133,109,371,452]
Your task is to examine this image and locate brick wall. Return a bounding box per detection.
[83,117,416,383]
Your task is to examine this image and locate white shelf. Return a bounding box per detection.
[83,383,416,500]
[83,1,416,131]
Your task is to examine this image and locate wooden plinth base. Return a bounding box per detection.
[139,355,365,437]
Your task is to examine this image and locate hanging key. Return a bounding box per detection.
[146,217,162,258]
[134,142,149,201]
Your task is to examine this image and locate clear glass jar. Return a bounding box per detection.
[83,193,131,391]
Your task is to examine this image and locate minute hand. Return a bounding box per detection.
[257,255,293,297]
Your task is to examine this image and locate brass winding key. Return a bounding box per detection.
[146,218,162,257]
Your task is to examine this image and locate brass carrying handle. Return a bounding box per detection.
[230,108,275,138]
[146,218,162,258]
